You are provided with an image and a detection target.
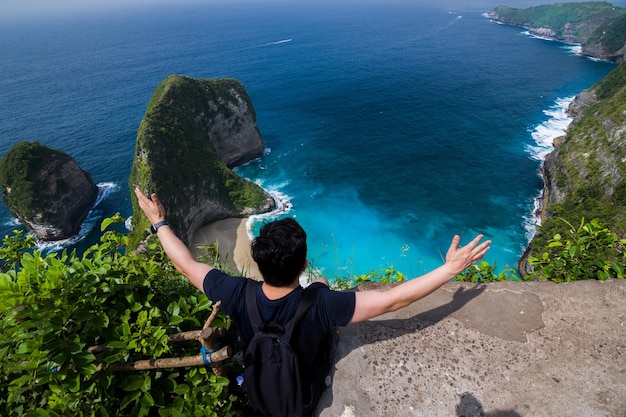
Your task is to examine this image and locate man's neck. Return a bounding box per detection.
[261,281,299,300]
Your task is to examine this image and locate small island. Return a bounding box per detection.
[0,141,98,241]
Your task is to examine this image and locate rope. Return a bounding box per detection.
[200,345,214,365]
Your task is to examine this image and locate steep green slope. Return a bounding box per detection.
[489,2,626,61]
[529,61,626,257]
[128,75,274,249]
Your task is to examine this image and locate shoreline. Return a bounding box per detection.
[190,218,262,281]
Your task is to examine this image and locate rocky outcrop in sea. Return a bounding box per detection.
[128,75,275,249]
[0,141,98,241]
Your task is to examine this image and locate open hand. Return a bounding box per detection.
[444,234,491,274]
[134,187,166,225]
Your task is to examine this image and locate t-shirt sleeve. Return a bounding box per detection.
[315,286,356,328]
[202,269,247,319]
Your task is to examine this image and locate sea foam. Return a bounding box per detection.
[36,182,120,252]
[526,96,574,161]
[523,97,574,240]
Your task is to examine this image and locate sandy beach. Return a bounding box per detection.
[190,218,263,281]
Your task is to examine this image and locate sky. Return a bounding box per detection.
[3,0,625,20]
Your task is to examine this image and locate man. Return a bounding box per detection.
[134,187,490,414]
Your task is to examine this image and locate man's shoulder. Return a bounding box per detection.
[202,270,249,307]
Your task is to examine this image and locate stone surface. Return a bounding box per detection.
[317,280,626,417]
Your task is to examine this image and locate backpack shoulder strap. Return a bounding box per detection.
[284,283,322,337]
[245,279,263,330]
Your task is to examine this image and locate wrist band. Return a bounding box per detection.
[150,220,168,233]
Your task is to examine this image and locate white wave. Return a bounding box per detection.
[35,182,120,252]
[245,184,294,240]
[522,196,543,242]
[562,44,582,56]
[3,217,21,227]
[523,97,574,241]
[94,182,120,206]
[526,96,574,161]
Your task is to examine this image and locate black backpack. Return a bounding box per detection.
[243,280,324,417]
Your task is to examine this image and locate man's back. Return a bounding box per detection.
[202,270,356,415]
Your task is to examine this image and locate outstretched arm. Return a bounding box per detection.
[134,187,213,292]
[350,234,490,323]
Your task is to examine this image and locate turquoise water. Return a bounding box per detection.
[0,1,618,277]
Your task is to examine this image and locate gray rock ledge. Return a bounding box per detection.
[318,279,625,417]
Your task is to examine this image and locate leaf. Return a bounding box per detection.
[106,340,128,349]
[167,301,180,316]
[66,374,81,393]
[139,391,155,407]
[174,384,190,395]
[120,390,141,410]
[120,375,145,392]
[101,217,114,232]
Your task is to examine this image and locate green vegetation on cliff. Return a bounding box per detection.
[128,75,271,249]
[490,2,626,61]
[492,2,621,34]
[543,62,626,233]
[528,61,626,277]
[0,141,48,219]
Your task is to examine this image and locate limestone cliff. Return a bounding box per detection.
[0,141,98,241]
[489,2,626,63]
[520,61,626,274]
[128,75,275,249]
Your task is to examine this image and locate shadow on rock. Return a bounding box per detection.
[456,392,522,417]
[316,285,487,414]
[335,284,487,362]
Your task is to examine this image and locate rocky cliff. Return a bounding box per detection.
[128,75,275,249]
[488,2,626,62]
[0,141,98,241]
[519,61,626,274]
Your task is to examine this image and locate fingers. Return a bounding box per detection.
[446,234,491,267]
[448,235,461,253]
[134,186,148,204]
[134,187,166,223]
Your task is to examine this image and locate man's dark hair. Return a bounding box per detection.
[251,218,307,287]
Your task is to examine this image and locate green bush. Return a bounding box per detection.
[528,218,626,282]
[454,261,521,283]
[0,214,239,417]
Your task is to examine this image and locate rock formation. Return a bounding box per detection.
[128,75,275,249]
[0,141,98,241]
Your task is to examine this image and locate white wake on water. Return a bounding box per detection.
[259,39,292,47]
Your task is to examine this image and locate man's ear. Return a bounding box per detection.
[302,259,308,271]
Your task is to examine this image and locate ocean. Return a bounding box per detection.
[0,1,619,279]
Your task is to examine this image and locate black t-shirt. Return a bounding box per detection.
[202,269,356,368]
